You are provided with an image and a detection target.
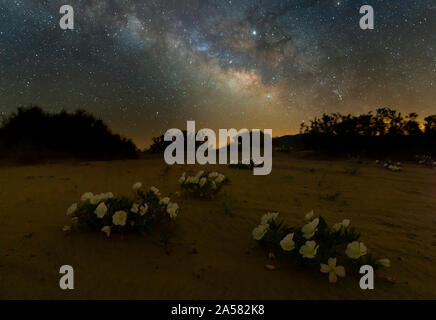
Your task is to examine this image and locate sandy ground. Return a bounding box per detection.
[1,154,435,299]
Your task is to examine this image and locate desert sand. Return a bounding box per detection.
[1,154,435,299]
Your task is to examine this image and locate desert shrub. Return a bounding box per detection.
[252,211,390,283]
[63,183,179,238]
[0,106,138,160]
[375,160,402,172]
[178,170,228,199]
[414,155,435,167]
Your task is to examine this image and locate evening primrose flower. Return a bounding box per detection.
[377,258,391,267]
[90,193,106,205]
[261,212,279,225]
[252,224,269,240]
[81,192,94,202]
[132,182,142,191]
[333,219,350,232]
[178,173,186,184]
[160,197,170,205]
[320,258,346,283]
[167,202,179,219]
[208,172,218,179]
[215,174,225,184]
[299,241,319,258]
[302,218,319,239]
[304,210,314,221]
[150,186,161,196]
[130,203,139,214]
[345,241,367,259]
[94,202,108,218]
[101,226,111,238]
[112,210,127,226]
[279,233,295,251]
[139,203,148,216]
[66,203,77,216]
[199,177,207,187]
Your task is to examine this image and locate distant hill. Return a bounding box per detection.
[0,106,138,162]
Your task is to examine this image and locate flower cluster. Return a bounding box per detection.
[414,155,435,167]
[178,170,228,198]
[64,182,179,238]
[376,160,401,172]
[252,210,390,283]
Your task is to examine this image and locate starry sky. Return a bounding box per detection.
[0,0,435,148]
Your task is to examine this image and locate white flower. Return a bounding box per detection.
[252,224,269,240]
[261,212,279,225]
[101,226,111,238]
[94,202,108,218]
[215,174,225,184]
[199,177,207,187]
[333,219,350,232]
[132,182,142,191]
[81,192,94,202]
[62,225,71,232]
[304,210,314,221]
[104,192,114,199]
[66,203,77,216]
[112,210,127,226]
[302,218,319,239]
[130,203,139,214]
[377,258,391,267]
[345,241,367,259]
[320,258,346,283]
[160,197,170,205]
[139,204,148,216]
[150,186,161,196]
[299,240,319,258]
[280,233,295,251]
[208,172,219,179]
[167,202,179,219]
[178,173,186,184]
[90,193,106,205]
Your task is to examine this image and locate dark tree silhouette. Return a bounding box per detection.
[298,108,436,157]
[0,106,138,161]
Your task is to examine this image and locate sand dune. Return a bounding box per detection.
[1,154,435,299]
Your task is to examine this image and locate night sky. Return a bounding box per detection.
[1,0,435,148]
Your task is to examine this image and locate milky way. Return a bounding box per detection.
[1,0,435,147]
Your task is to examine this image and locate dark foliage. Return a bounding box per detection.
[297,108,436,157]
[0,106,138,161]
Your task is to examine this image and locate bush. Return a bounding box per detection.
[63,183,179,238]
[0,106,138,160]
[252,211,390,283]
[178,170,228,199]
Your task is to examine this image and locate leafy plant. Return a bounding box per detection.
[252,211,390,283]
